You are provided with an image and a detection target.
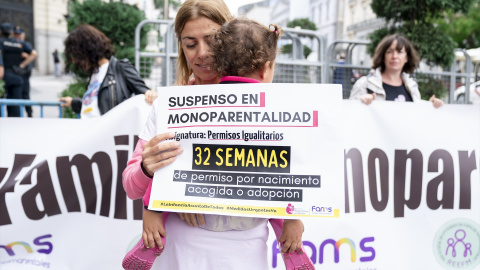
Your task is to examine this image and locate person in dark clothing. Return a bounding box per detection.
[52,49,61,77]
[0,23,37,117]
[333,53,347,90]
[14,25,36,117]
[59,25,157,118]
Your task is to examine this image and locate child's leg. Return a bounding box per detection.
[268,218,315,270]
[122,182,168,270]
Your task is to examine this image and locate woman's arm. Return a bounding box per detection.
[348,77,376,105]
[59,96,83,114]
[119,59,149,95]
[119,59,157,104]
[122,139,152,200]
[348,76,368,100]
[123,133,184,200]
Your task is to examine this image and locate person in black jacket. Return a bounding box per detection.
[1,22,37,117]
[59,24,157,118]
[14,25,37,117]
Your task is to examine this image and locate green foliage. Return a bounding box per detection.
[0,80,4,98]
[282,44,313,59]
[62,0,149,118]
[414,73,447,100]
[434,1,480,49]
[371,0,471,24]
[283,18,317,58]
[67,0,148,64]
[287,18,317,31]
[368,0,474,67]
[60,77,89,118]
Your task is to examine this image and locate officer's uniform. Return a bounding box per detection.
[0,24,33,117]
[14,26,34,117]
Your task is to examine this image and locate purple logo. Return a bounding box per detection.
[271,237,375,267]
[446,229,472,258]
[0,234,53,256]
[434,219,480,270]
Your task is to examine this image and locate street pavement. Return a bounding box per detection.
[29,74,74,118]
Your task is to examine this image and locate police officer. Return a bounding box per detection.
[0,23,37,117]
[14,25,37,117]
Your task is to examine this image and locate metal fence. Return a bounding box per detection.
[135,20,475,104]
[0,99,64,118]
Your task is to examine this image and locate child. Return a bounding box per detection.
[122,18,315,270]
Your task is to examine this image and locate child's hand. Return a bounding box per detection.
[143,210,166,249]
[279,219,304,254]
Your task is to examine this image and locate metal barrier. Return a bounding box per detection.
[0,99,64,118]
[134,20,328,87]
[274,27,327,84]
[326,40,371,98]
[134,20,176,90]
[134,19,475,104]
[326,41,474,103]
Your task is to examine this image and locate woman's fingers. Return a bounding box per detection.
[142,133,183,175]
[59,96,72,107]
[144,132,176,150]
[144,90,158,104]
[429,95,444,108]
[196,214,206,227]
[359,93,375,105]
[143,147,183,174]
[178,213,204,227]
[185,213,199,227]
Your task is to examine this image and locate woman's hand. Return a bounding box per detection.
[359,93,376,105]
[142,210,166,249]
[429,94,444,108]
[178,213,206,228]
[141,132,183,177]
[144,90,158,105]
[279,219,304,254]
[59,96,73,107]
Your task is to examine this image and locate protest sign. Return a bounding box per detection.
[147,83,344,219]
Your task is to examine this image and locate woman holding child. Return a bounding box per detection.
[122,1,313,270]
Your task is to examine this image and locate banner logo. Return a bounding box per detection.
[271,236,375,267]
[0,234,53,256]
[286,203,295,214]
[434,219,480,269]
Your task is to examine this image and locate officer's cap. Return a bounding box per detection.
[0,23,13,35]
[14,25,24,34]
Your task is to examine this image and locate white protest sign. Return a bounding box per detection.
[148,83,344,219]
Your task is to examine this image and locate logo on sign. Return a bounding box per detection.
[0,234,53,256]
[271,236,375,267]
[434,219,480,270]
[311,205,333,215]
[286,203,295,214]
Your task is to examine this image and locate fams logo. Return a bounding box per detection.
[272,236,375,267]
[311,205,332,213]
[0,234,52,256]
